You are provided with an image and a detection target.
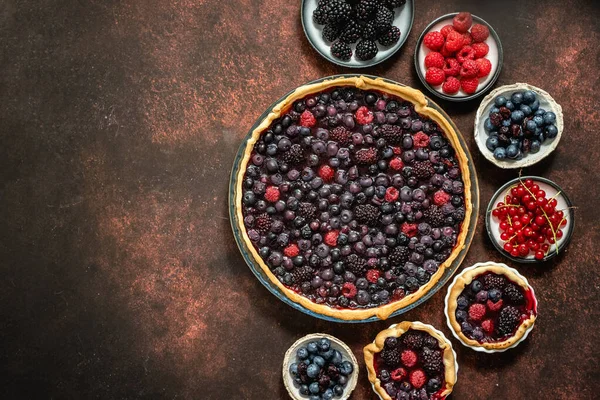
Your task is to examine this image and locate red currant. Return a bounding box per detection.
[535,250,544,260]
[510,248,519,257]
[556,229,563,239]
[542,243,550,252]
[522,194,532,203]
[518,244,528,255]
[499,221,509,231]
[524,179,533,188]
[531,184,539,193]
[500,232,510,241]
[527,201,537,211]
[535,215,546,226]
[504,243,513,252]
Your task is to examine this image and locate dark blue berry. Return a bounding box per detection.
[493,147,507,160]
[470,280,482,293]
[494,96,507,107]
[486,136,499,151]
[511,92,524,105]
[543,111,556,125]
[506,144,519,158]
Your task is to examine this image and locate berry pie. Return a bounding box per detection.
[235,76,473,321]
[364,321,457,399]
[445,262,538,351]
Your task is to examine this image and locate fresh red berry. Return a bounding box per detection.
[462,33,473,46]
[460,77,480,94]
[481,319,495,334]
[442,77,461,94]
[284,244,299,257]
[389,157,404,170]
[440,43,455,57]
[470,23,490,42]
[487,299,503,312]
[409,369,427,389]
[425,67,446,86]
[401,222,418,237]
[468,303,487,321]
[460,59,480,78]
[472,42,489,58]
[475,58,492,78]
[456,45,476,64]
[412,131,430,148]
[440,24,456,38]
[401,349,418,368]
[445,30,465,53]
[355,106,373,125]
[535,250,545,260]
[452,12,473,33]
[366,269,381,283]
[392,146,402,155]
[385,187,399,202]
[433,190,451,205]
[318,165,335,182]
[264,186,280,202]
[341,282,357,298]
[423,31,445,51]
[443,57,461,77]
[390,368,407,381]
[324,230,339,247]
[299,110,316,127]
[424,51,445,68]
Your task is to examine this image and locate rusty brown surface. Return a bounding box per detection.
[1,1,599,399]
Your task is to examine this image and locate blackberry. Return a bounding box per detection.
[504,283,525,304]
[362,20,378,40]
[354,147,378,165]
[378,26,401,46]
[384,0,406,9]
[326,0,353,24]
[380,347,401,367]
[297,202,317,219]
[322,23,341,42]
[497,305,521,336]
[330,41,352,61]
[378,124,403,144]
[345,254,367,276]
[339,19,362,44]
[355,39,378,61]
[421,348,443,374]
[255,213,272,234]
[355,0,378,21]
[423,206,444,227]
[329,126,352,145]
[281,144,304,165]
[483,274,506,290]
[292,266,314,284]
[389,246,409,266]
[312,0,332,25]
[401,331,424,349]
[374,6,394,32]
[354,204,381,226]
[412,161,434,180]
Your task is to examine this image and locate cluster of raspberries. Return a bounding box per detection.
[422,12,492,95]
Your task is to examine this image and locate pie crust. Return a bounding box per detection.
[446,262,537,350]
[235,75,474,321]
[363,321,457,400]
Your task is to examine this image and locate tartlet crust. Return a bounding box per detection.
[363,321,457,400]
[446,263,537,350]
[235,76,473,321]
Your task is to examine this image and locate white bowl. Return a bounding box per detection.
[444,262,538,353]
[282,333,358,400]
[474,83,564,168]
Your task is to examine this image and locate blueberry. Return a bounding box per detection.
[486,136,499,151]
[427,378,442,393]
[506,144,519,158]
[322,388,334,400]
[525,120,537,132]
[511,110,525,123]
[331,350,343,366]
[334,385,344,396]
[456,310,467,322]
[488,288,502,302]
[505,100,515,111]
[494,96,507,107]
[321,348,334,360]
[313,355,326,367]
[309,381,320,394]
[535,108,546,116]
[472,327,485,341]
[545,124,558,138]
[533,115,544,127]
[300,384,310,395]
[493,146,506,160]
[530,140,541,153]
[484,118,494,132]
[289,363,299,376]
[476,290,488,302]
[530,99,540,111]
[460,321,473,334]
[457,296,469,309]
[309,396,320,400]
[339,361,354,376]
[502,119,511,127]
[520,104,532,116]
[297,347,309,360]
[523,90,536,104]
[543,111,557,125]
[511,92,524,105]
[307,363,320,378]
[470,280,482,293]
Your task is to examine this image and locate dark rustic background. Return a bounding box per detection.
[1,1,599,399]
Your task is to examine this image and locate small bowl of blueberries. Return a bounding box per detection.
[283,334,359,400]
[474,83,563,168]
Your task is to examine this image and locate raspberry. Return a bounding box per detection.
[433,190,451,205]
[401,349,418,368]
[409,369,427,389]
[471,23,490,42]
[324,230,339,247]
[300,110,316,127]
[355,106,373,125]
[423,31,445,51]
[460,77,480,94]
[452,12,473,33]
[424,51,445,69]
[456,45,476,64]
[440,24,455,38]
[476,58,492,78]
[442,77,461,94]
[385,187,399,202]
[401,222,418,237]
[460,59,479,78]
[412,131,430,148]
[472,42,489,58]
[481,319,495,334]
[390,368,407,381]
[440,44,455,57]
[389,157,404,170]
[318,165,335,182]
[462,32,473,46]
[442,58,461,76]
[468,303,487,321]
[487,299,504,312]
[366,269,381,283]
[284,244,299,257]
[264,186,280,202]
[392,147,402,155]
[445,30,464,52]
[425,67,445,86]
[341,282,357,298]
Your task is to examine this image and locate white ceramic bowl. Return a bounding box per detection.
[282,333,358,400]
[474,83,564,168]
[444,262,538,353]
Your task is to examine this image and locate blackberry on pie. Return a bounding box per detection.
[237,77,472,321]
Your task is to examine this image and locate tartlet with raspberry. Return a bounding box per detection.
[364,321,458,399]
[232,75,476,321]
[445,262,538,352]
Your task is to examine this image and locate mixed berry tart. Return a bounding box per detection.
[363,321,457,400]
[445,262,538,351]
[234,76,474,321]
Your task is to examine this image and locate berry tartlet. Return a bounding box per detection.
[415,12,502,101]
[364,321,457,399]
[232,75,476,321]
[445,262,538,352]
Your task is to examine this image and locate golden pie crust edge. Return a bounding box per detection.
[235,75,473,321]
[363,321,457,400]
[446,263,537,350]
